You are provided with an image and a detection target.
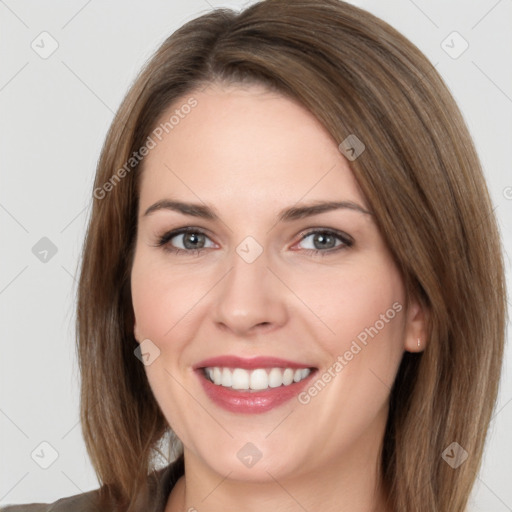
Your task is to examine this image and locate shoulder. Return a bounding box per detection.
[0,454,184,512]
[0,487,101,512]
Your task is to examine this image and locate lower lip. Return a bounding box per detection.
[196,369,316,414]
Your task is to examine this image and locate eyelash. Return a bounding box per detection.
[153,227,353,257]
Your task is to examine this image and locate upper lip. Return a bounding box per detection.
[193,355,316,370]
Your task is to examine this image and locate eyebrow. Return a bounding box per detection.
[143,199,373,221]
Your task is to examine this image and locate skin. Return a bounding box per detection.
[130,82,426,512]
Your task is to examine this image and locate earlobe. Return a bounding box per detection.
[133,321,140,343]
[404,299,428,353]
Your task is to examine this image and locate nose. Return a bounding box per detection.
[212,247,289,337]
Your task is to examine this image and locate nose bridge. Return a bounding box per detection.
[212,236,287,334]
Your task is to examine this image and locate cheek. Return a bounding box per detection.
[301,257,406,366]
[131,257,202,438]
[291,260,406,442]
[131,255,202,341]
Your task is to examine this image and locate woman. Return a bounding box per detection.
[2,0,506,511]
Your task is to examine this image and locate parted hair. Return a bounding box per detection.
[76,1,507,510]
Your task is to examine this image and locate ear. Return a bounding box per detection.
[133,320,141,344]
[403,297,428,353]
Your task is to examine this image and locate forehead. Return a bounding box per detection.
[138,83,368,213]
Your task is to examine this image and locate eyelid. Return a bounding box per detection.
[292,228,353,254]
[154,226,353,255]
[297,227,353,244]
[153,226,216,250]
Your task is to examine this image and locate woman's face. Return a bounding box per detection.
[131,82,424,482]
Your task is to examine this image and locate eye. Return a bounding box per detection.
[295,229,353,255]
[153,227,353,257]
[154,227,216,255]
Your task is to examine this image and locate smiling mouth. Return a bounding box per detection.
[202,366,314,391]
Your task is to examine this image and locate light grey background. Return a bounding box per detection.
[1,0,511,509]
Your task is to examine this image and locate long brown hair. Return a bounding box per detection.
[76,1,507,510]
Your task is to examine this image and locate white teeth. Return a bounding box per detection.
[250,369,268,390]
[282,368,294,386]
[231,368,250,389]
[268,368,283,388]
[213,367,222,385]
[221,367,232,387]
[204,366,312,390]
